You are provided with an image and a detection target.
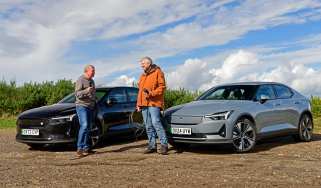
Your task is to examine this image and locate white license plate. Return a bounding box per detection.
[21,129,39,136]
[171,128,192,135]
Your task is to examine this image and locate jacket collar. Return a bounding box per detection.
[144,64,158,75]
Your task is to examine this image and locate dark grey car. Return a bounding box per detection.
[164,82,313,152]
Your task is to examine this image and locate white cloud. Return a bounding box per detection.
[166,49,321,96]
[166,58,211,90]
[108,75,136,87]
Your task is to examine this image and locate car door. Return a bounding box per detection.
[272,84,299,130]
[254,84,280,135]
[101,88,129,135]
[125,87,143,125]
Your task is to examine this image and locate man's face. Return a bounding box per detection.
[86,67,95,79]
[140,59,151,71]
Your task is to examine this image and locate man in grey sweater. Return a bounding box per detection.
[75,65,96,157]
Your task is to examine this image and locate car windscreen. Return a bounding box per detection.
[58,90,108,103]
[198,85,258,101]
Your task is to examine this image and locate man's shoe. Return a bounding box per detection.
[83,149,95,156]
[143,147,157,154]
[160,145,168,155]
[76,150,84,157]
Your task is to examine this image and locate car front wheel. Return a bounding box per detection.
[232,118,257,153]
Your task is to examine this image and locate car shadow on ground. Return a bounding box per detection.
[171,134,321,155]
[29,136,147,153]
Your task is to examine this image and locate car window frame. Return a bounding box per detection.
[58,89,109,104]
[254,84,277,101]
[272,84,294,99]
[197,85,259,101]
[102,87,128,105]
[125,87,138,103]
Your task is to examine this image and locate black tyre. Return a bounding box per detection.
[90,122,103,148]
[297,114,313,142]
[232,118,257,153]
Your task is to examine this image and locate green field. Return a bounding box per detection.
[0,117,16,129]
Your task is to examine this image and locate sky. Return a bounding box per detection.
[1,0,321,96]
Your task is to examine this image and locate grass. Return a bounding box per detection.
[0,117,16,129]
[313,116,321,134]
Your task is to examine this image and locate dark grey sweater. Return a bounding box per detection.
[75,75,96,109]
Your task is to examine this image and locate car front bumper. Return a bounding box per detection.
[165,118,234,144]
[16,118,78,144]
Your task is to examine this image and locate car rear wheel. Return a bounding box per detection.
[232,118,256,153]
[298,114,313,142]
[90,122,102,148]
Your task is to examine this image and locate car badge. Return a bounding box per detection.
[40,122,44,126]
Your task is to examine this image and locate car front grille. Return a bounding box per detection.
[166,115,203,125]
[18,118,49,127]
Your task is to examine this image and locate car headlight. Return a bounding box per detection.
[204,111,233,121]
[50,114,76,124]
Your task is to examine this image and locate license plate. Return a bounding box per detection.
[171,128,192,135]
[21,129,39,136]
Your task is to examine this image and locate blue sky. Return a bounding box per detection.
[1,0,321,95]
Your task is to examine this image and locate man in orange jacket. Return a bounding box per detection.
[136,56,168,155]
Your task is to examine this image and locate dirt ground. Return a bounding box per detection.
[1,129,321,188]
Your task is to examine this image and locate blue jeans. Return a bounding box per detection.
[76,105,93,151]
[142,107,168,148]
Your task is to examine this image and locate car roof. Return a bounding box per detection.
[217,81,284,86]
[96,86,138,91]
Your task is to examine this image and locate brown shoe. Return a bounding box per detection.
[160,145,168,155]
[83,149,95,156]
[76,150,84,157]
[143,147,157,154]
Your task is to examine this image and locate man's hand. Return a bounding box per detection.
[85,87,94,93]
[143,88,151,98]
[136,106,141,112]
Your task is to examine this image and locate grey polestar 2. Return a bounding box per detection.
[164,82,313,152]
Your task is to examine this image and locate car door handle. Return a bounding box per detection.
[274,103,281,106]
[294,101,300,105]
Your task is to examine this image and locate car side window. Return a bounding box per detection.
[255,85,276,100]
[107,88,127,104]
[273,84,293,99]
[126,88,138,102]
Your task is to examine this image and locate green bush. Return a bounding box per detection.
[0,79,74,116]
[311,96,321,117]
[164,88,200,109]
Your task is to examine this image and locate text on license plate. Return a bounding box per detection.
[171,128,192,135]
[21,129,39,136]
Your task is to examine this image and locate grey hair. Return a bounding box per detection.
[140,56,153,64]
[84,64,95,73]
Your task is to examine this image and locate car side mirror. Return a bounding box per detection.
[258,94,270,104]
[106,98,117,106]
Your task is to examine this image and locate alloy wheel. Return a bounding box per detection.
[232,119,256,153]
[299,114,313,141]
[90,123,102,147]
